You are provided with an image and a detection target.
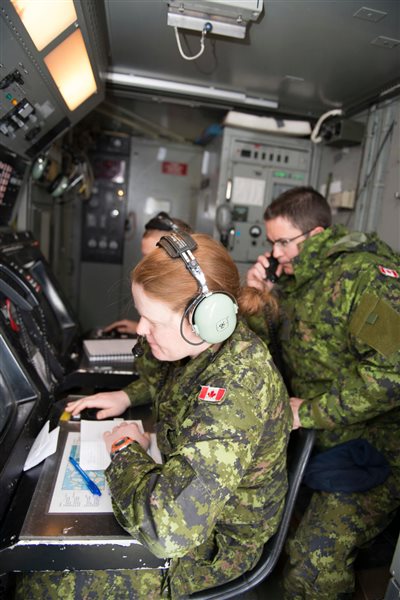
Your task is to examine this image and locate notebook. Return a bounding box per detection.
[83,338,137,362]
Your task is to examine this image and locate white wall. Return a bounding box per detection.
[316,99,400,252]
[375,99,400,252]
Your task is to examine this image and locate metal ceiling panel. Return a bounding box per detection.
[104,0,400,118]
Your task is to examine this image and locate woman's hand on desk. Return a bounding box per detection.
[103,421,151,453]
[102,319,138,336]
[65,390,131,420]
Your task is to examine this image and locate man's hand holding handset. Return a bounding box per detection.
[246,253,283,291]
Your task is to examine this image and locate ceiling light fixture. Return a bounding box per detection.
[167,0,263,40]
[44,29,98,111]
[10,0,77,51]
[167,1,264,61]
[106,72,278,110]
[10,0,99,113]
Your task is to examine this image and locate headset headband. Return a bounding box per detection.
[157,231,238,345]
[157,232,210,295]
[145,212,179,232]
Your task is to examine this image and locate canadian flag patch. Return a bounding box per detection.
[378,265,399,279]
[198,386,226,403]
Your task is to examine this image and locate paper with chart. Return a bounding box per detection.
[48,431,113,513]
[49,421,162,514]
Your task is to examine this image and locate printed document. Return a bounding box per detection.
[49,421,162,514]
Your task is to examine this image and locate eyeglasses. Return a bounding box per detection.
[267,229,313,250]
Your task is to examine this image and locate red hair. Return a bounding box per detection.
[132,233,277,317]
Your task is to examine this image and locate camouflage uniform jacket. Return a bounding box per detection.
[105,319,291,571]
[278,225,400,467]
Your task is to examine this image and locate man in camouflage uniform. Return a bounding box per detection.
[247,186,400,599]
[17,234,291,599]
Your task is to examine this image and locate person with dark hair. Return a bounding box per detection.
[102,212,193,336]
[247,186,400,599]
[141,212,194,255]
[17,233,292,598]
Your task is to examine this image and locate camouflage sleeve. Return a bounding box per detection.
[123,342,165,406]
[299,271,400,429]
[105,377,286,559]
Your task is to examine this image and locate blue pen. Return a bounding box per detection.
[69,456,102,496]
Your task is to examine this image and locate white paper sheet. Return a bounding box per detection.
[83,338,137,361]
[23,420,60,471]
[232,176,266,206]
[80,419,163,470]
[80,419,142,470]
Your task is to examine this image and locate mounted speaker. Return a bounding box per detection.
[322,119,365,148]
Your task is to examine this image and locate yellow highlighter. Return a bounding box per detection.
[59,410,71,422]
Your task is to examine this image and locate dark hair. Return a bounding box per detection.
[264,186,332,231]
[144,212,193,234]
[132,233,277,317]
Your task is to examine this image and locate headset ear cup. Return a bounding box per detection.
[48,174,69,197]
[31,155,49,181]
[192,292,238,344]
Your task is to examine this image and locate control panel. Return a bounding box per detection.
[81,137,131,264]
[0,38,69,160]
[0,1,106,159]
[215,127,314,263]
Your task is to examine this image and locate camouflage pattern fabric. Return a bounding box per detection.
[284,472,399,599]
[15,569,167,600]
[16,319,291,599]
[275,225,400,599]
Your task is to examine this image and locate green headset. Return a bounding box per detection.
[157,232,238,345]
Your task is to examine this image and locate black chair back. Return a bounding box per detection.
[189,428,315,600]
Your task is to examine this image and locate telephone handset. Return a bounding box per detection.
[216,203,235,250]
[265,256,279,283]
[0,263,39,311]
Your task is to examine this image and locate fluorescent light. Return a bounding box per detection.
[11,0,77,51]
[380,82,400,97]
[244,97,279,109]
[224,111,311,136]
[106,72,278,110]
[44,29,97,111]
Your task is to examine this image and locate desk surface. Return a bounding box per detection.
[0,411,166,572]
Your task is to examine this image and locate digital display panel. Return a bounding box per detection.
[92,158,126,183]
